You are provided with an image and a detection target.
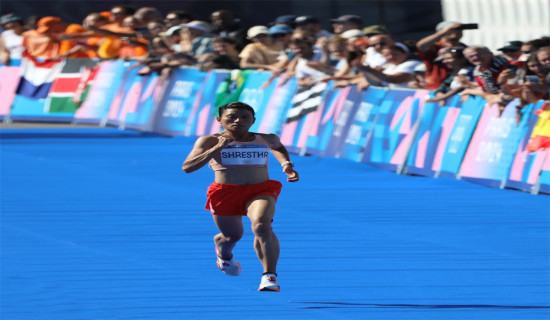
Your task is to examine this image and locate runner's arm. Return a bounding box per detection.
[265,134,299,182]
[182,135,232,173]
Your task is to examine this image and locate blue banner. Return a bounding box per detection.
[339,87,387,162]
[151,67,207,136]
[438,95,486,177]
[237,71,276,133]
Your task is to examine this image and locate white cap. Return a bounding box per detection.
[340,29,364,39]
[436,21,458,32]
[247,25,269,39]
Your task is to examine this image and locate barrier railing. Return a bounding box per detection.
[1,58,549,194]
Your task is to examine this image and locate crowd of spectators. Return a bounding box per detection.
[1,6,549,110]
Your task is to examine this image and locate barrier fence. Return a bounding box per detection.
[1,58,549,194]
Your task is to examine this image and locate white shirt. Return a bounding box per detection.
[364,46,387,68]
[1,29,24,59]
[383,60,423,88]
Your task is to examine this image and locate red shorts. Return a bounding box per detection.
[205,180,282,216]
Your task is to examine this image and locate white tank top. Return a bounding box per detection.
[1,30,24,59]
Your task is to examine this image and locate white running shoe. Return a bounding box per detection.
[258,273,280,292]
[216,250,241,276]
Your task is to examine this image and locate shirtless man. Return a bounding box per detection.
[182,102,299,292]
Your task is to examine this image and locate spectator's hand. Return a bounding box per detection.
[460,87,484,97]
[443,22,463,33]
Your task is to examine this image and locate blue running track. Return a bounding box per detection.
[1,128,549,320]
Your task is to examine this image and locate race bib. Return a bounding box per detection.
[220,144,269,166]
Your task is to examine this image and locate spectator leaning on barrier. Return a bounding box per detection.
[416,21,469,90]
[461,46,513,110]
[239,26,286,71]
[0,13,25,65]
[197,36,240,71]
[179,21,214,61]
[22,16,67,59]
[354,42,422,89]
[426,47,475,103]
[285,30,332,87]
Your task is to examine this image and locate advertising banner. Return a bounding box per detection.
[459,100,535,187]
[237,71,276,133]
[506,101,550,192]
[437,95,486,177]
[257,75,297,136]
[185,70,231,136]
[279,81,329,153]
[405,94,462,176]
[339,87,387,162]
[0,66,21,119]
[105,63,142,126]
[120,73,162,131]
[361,89,425,171]
[151,67,207,136]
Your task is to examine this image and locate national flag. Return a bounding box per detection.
[526,102,550,152]
[286,82,327,122]
[15,50,65,100]
[46,58,98,113]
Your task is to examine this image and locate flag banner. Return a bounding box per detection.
[15,51,64,100]
[285,81,328,123]
[339,87,387,162]
[257,75,297,135]
[214,69,254,109]
[506,101,550,191]
[120,73,161,131]
[279,81,329,153]
[46,58,98,113]
[459,99,535,187]
[437,95,486,177]
[74,60,130,123]
[151,67,207,136]
[360,89,425,171]
[237,71,276,133]
[0,65,21,118]
[404,94,462,177]
[184,70,231,136]
[525,102,550,152]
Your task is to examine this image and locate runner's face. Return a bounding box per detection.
[218,108,255,132]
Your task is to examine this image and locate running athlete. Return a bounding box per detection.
[182,102,299,292]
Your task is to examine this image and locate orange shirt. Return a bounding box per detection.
[22,30,61,59]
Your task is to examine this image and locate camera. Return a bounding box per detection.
[457,23,478,30]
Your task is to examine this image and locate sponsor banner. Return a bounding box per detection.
[405,94,462,176]
[459,99,535,187]
[279,81,329,153]
[438,95,486,176]
[308,85,365,158]
[151,67,207,136]
[237,71,276,133]
[184,70,231,136]
[257,75,297,135]
[121,73,162,131]
[360,89,425,171]
[339,87,387,162]
[74,60,129,123]
[46,58,98,114]
[0,66,21,118]
[506,101,549,191]
[105,62,142,125]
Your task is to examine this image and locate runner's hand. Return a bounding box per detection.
[284,167,299,182]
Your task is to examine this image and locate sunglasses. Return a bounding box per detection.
[271,33,288,38]
[370,41,386,47]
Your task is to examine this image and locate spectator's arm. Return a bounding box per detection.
[416,22,462,52]
[0,35,10,65]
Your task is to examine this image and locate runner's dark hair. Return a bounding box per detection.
[218,102,255,117]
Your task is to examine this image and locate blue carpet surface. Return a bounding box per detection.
[1,128,549,320]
